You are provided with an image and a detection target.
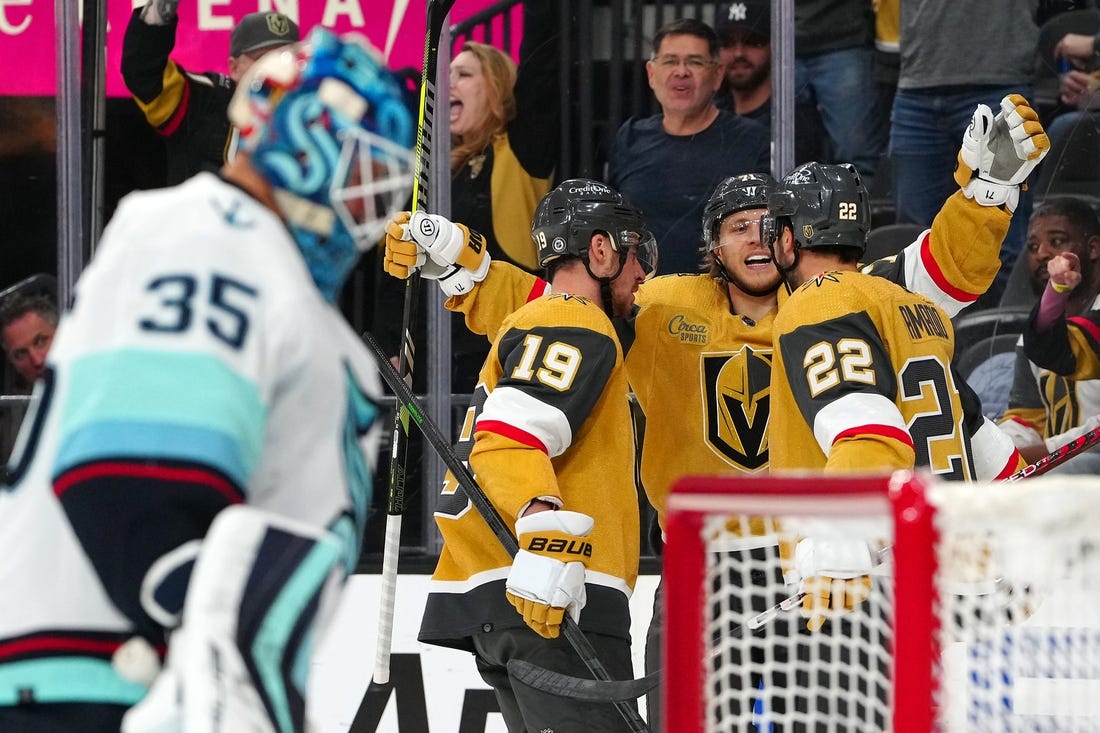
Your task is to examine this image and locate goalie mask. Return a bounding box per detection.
[229,28,414,302]
[762,162,870,258]
[531,179,657,277]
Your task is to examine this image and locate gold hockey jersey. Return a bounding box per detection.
[419,293,639,650]
[770,270,1020,478]
[443,191,1014,523]
[1024,305,1100,382]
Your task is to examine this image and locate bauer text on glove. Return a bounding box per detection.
[505,510,594,639]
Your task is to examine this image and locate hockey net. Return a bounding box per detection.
[663,471,1100,733]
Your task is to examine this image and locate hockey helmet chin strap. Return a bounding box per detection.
[582,240,629,318]
[762,214,800,297]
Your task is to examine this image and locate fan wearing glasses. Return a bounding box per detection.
[607,17,770,277]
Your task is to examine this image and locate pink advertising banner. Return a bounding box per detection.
[0,0,520,97]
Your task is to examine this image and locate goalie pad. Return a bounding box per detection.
[121,505,345,733]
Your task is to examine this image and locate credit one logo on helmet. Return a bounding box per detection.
[567,182,614,197]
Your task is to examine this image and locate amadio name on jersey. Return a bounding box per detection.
[898,303,948,340]
[667,314,709,343]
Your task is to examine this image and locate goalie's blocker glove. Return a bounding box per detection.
[382,211,491,296]
[953,94,1050,213]
[505,510,594,639]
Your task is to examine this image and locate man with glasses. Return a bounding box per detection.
[608,17,770,276]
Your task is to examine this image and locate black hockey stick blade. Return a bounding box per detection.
[508,659,659,703]
[502,591,805,702]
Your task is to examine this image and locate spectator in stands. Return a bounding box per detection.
[713,0,771,125]
[445,0,560,391]
[890,0,1039,309]
[0,290,58,462]
[1004,197,1100,472]
[608,17,770,276]
[712,1,829,167]
[0,291,58,388]
[122,2,299,185]
[872,0,900,133]
[1043,29,1100,167]
[795,0,886,181]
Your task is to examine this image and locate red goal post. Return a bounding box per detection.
[663,471,1100,733]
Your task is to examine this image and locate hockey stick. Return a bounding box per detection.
[507,544,894,702]
[1003,424,1100,481]
[364,332,650,732]
[505,590,809,703]
[372,0,456,688]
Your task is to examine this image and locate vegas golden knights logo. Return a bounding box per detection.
[1040,372,1079,435]
[266,13,293,37]
[702,346,771,470]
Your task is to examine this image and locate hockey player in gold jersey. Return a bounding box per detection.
[764,161,1025,478]
[384,95,1050,731]
[393,180,655,732]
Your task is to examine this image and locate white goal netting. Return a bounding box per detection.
[662,472,1100,733]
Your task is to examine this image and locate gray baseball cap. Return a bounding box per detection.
[230,11,300,58]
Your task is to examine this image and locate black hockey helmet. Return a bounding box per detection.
[701,173,776,249]
[764,162,870,255]
[531,178,657,275]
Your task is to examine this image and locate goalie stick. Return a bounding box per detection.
[364,332,651,732]
[372,0,457,688]
[1004,423,1100,481]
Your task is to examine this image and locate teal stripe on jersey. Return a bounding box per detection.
[57,349,266,483]
[253,539,341,732]
[56,419,253,489]
[0,657,147,705]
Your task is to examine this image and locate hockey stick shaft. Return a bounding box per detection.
[1004,424,1100,481]
[373,0,456,687]
[364,332,650,732]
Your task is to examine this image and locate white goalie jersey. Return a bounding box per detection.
[0,173,383,714]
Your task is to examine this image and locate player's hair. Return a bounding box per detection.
[450,41,517,175]
[0,292,59,332]
[651,17,721,60]
[1032,196,1100,239]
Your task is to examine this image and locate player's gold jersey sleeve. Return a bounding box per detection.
[445,260,549,341]
[825,434,916,474]
[927,190,1012,301]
